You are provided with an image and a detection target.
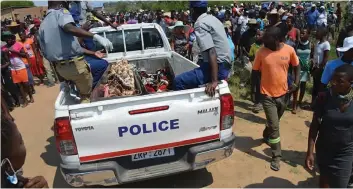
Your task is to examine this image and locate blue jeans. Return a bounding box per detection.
[84,56,108,88]
[25,64,34,85]
[173,62,230,90]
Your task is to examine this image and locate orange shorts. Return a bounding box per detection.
[11,68,29,83]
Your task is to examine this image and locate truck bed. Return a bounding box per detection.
[59,52,198,105]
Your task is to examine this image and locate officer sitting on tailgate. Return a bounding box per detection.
[39,1,113,103]
[173,0,231,97]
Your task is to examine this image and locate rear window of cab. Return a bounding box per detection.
[93,28,164,53]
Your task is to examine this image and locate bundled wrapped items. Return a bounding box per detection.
[139,68,171,93]
[105,59,136,97]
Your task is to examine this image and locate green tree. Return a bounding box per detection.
[104,1,189,13]
[1,1,34,9]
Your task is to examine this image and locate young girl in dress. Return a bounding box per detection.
[292,29,312,113]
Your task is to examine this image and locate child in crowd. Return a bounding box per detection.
[19,30,45,85]
[225,26,235,77]
[225,26,235,63]
[311,27,330,107]
[19,31,35,94]
[249,29,263,113]
[292,29,312,113]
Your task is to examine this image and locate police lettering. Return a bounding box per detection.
[118,119,179,137]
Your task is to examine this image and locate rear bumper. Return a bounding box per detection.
[60,134,235,187]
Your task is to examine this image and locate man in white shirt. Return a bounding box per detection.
[238,11,249,35]
[317,6,327,27]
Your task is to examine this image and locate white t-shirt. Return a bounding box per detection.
[313,41,330,67]
[9,57,26,70]
[317,12,327,26]
[238,15,249,35]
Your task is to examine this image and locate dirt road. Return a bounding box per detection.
[11,85,319,188]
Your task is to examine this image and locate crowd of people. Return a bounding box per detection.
[1,18,57,113]
[1,0,353,188]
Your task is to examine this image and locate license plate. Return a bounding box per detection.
[131,148,175,161]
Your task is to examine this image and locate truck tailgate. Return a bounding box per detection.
[69,91,221,162]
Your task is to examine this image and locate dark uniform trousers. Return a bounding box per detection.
[262,94,286,160]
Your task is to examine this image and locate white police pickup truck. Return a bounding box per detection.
[54,23,235,187]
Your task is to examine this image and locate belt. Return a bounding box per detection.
[54,56,84,65]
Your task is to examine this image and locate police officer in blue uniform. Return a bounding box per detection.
[173,1,232,97]
[39,1,113,103]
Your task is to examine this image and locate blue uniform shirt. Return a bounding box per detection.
[39,8,83,62]
[306,10,319,25]
[194,13,231,65]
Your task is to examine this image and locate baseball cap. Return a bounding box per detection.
[291,4,296,8]
[311,4,316,8]
[337,36,353,52]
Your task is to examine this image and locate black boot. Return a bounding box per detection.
[270,142,282,171]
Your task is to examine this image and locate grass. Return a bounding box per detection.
[329,45,338,61]
[228,62,251,99]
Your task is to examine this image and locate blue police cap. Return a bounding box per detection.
[190,1,208,8]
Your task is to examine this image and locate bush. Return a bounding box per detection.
[228,61,252,99]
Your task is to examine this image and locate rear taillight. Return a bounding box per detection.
[54,117,78,156]
[220,94,234,130]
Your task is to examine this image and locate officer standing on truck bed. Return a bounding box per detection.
[38,1,113,103]
[173,0,231,97]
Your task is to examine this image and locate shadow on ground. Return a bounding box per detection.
[116,168,213,188]
[235,111,267,124]
[234,136,271,162]
[234,100,266,124]
[262,148,311,169]
[53,167,72,188]
[40,136,61,167]
[41,135,72,188]
[245,176,318,188]
[234,100,254,111]
[53,168,213,188]
[234,136,317,176]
